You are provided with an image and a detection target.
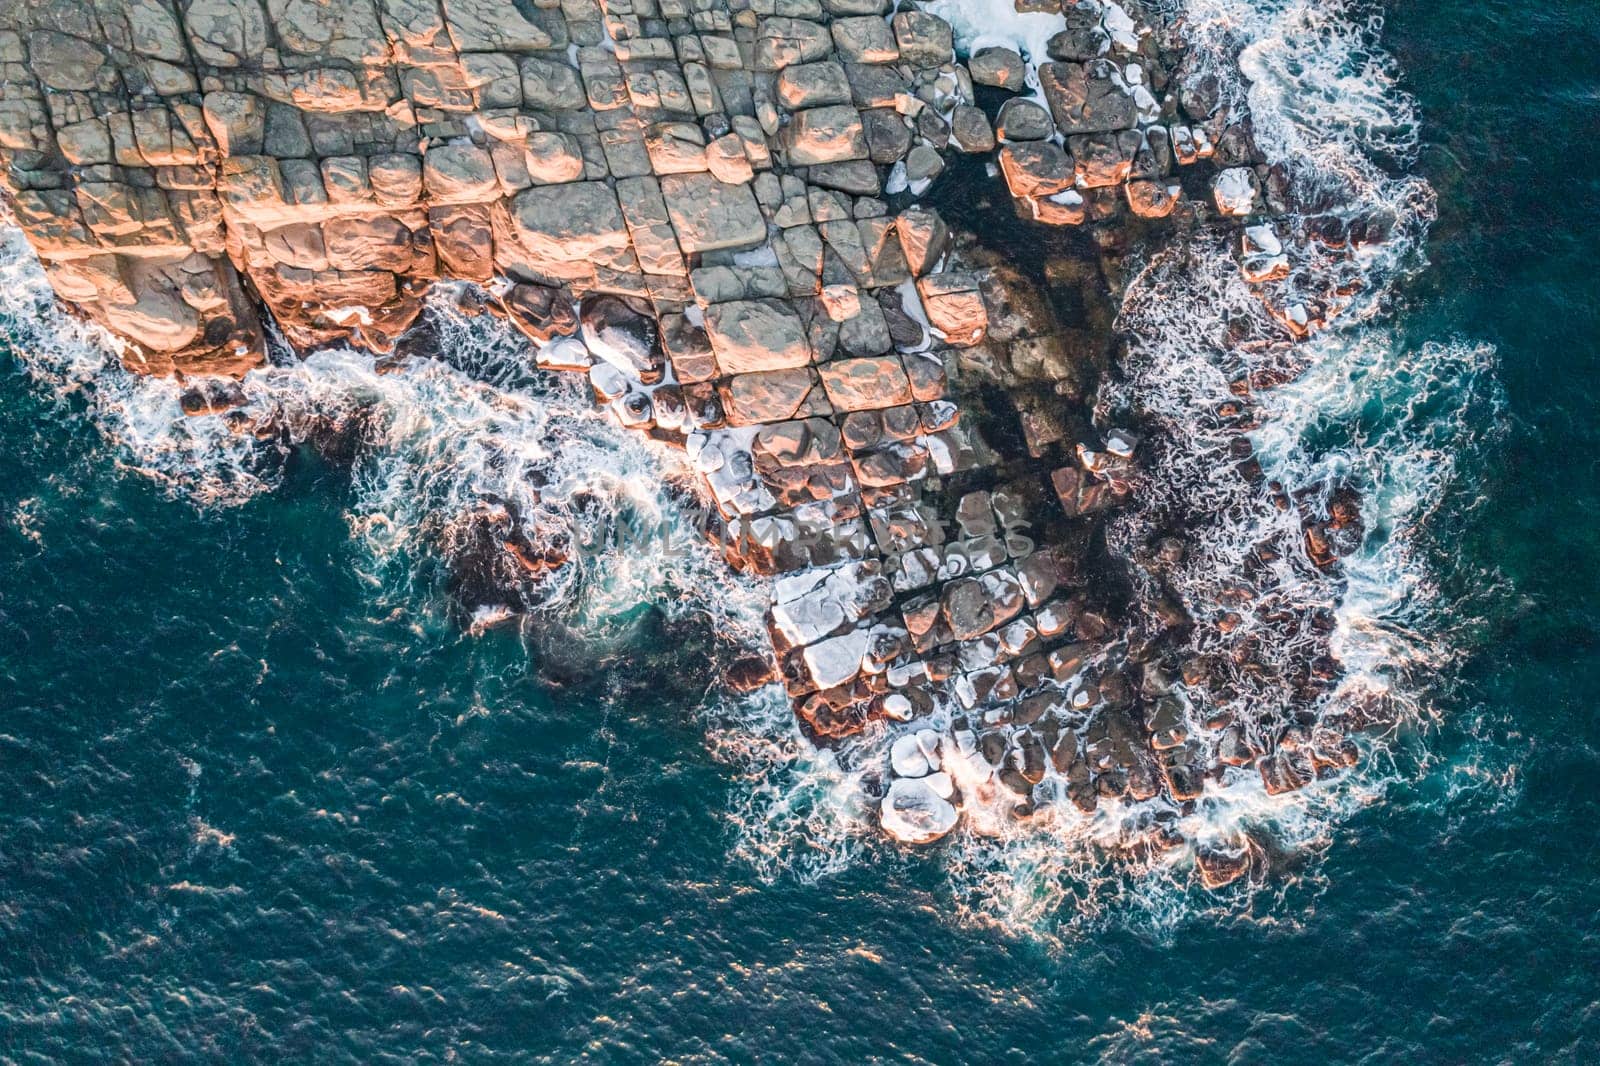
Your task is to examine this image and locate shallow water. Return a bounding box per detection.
[3,0,1599,1060]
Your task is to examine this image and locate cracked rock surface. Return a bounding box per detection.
[1,0,1362,880]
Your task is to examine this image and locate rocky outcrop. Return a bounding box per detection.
[0,0,1360,885]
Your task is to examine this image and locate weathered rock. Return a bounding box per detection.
[1040,60,1138,135]
[704,299,812,374]
[511,181,631,266]
[581,295,662,380]
[1213,167,1260,217]
[423,144,499,206]
[998,142,1073,197]
[777,61,853,110]
[895,206,948,276]
[819,355,911,411]
[831,16,899,64]
[890,12,952,67]
[784,105,868,165]
[969,46,1025,90]
[950,106,995,153]
[916,273,987,346]
[660,173,767,252]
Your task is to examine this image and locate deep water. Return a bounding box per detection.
[3,0,1599,1061]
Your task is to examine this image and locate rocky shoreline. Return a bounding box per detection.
[1,0,1380,887]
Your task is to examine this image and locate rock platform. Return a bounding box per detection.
[1,0,1370,885]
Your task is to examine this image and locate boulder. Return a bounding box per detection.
[581,295,662,380]
[832,16,899,64]
[1045,5,1103,61]
[504,282,578,343]
[890,12,952,66]
[803,627,869,689]
[704,299,812,374]
[950,106,995,153]
[890,729,944,778]
[784,105,868,165]
[721,368,818,424]
[895,206,949,276]
[1213,167,1259,217]
[915,273,987,346]
[1040,60,1138,135]
[706,134,755,185]
[423,143,498,205]
[818,355,911,410]
[1126,180,1178,219]
[659,173,767,252]
[1196,843,1251,889]
[524,133,585,185]
[862,108,914,163]
[942,577,996,641]
[777,61,853,110]
[998,142,1073,197]
[201,91,264,156]
[520,56,586,111]
[754,17,833,71]
[511,181,631,265]
[969,46,1025,90]
[1069,131,1139,188]
[881,774,958,844]
[995,99,1054,142]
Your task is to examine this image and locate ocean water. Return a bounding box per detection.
[2,0,1598,1061]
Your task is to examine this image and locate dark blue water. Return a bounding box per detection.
[3,1,1598,1061]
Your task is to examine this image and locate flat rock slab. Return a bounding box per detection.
[659,173,767,253]
[705,298,813,374]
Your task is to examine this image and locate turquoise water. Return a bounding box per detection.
[3,0,1598,1060]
